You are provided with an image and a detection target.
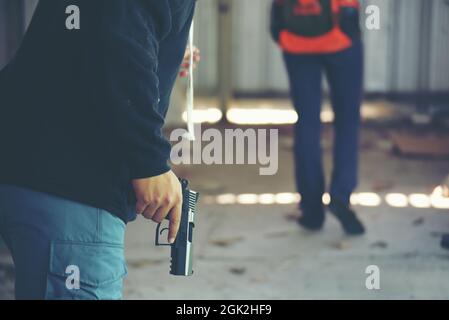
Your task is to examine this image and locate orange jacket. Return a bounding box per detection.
[273,0,360,54]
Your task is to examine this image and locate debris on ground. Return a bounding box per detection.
[250,276,268,283]
[372,180,395,192]
[412,217,425,227]
[370,241,389,249]
[330,240,351,251]
[376,139,394,152]
[390,130,449,158]
[359,139,376,151]
[265,230,291,239]
[128,259,165,269]
[441,234,449,250]
[430,231,446,238]
[210,236,244,248]
[229,267,247,275]
[284,211,300,222]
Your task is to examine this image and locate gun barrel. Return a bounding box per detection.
[170,180,199,276]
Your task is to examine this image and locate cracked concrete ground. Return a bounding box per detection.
[123,124,449,300]
[1,124,449,300]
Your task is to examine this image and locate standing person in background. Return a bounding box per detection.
[271,0,365,235]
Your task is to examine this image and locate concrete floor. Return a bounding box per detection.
[1,125,449,300]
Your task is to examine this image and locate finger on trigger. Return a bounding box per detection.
[168,204,182,244]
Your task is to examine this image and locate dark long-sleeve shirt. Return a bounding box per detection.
[0,0,196,222]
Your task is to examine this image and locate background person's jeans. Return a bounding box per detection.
[0,184,127,300]
[283,40,364,215]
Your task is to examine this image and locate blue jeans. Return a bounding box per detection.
[283,40,364,214]
[0,185,127,300]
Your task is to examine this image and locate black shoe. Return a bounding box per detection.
[297,209,325,232]
[441,234,449,250]
[329,200,365,236]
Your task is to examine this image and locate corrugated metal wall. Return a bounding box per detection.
[391,0,422,92]
[232,0,286,93]
[362,0,394,92]
[429,0,449,91]
[2,0,448,94]
[195,0,449,94]
[194,0,219,94]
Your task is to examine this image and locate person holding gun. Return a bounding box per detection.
[271,0,365,235]
[0,0,198,299]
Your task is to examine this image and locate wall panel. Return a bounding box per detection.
[4,0,449,94]
[429,0,449,91]
[194,0,448,94]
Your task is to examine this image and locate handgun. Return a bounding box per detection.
[155,179,199,276]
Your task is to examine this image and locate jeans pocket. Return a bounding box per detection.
[45,241,127,300]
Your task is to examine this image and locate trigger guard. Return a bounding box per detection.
[159,227,169,236]
[155,223,172,246]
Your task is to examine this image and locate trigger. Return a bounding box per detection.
[155,223,172,246]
